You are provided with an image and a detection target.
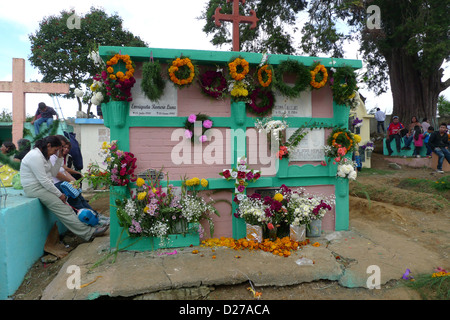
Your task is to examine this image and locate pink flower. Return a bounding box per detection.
[203,119,213,129]
[338,147,347,156]
[187,114,197,123]
[320,161,327,166]
[199,135,207,143]
[335,157,341,162]
[184,130,193,139]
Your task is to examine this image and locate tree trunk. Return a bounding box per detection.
[385,48,441,128]
[76,96,83,112]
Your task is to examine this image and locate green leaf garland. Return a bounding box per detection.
[330,66,358,106]
[274,60,311,98]
[141,61,166,101]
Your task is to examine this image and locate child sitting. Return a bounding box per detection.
[412,125,424,158]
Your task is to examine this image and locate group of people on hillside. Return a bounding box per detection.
[0,102,110,242]
[376,108,450,173]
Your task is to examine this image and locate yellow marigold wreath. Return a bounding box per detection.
[106,54,135,81]
[168,57,196,87]
[257,64,273,87]
[310,63,328,89]
[229,57,249,81]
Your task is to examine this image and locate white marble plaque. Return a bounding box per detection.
[129,79,177,116]
[286,128,325,161]
[272,89,312,117]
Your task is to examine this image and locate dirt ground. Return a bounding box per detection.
[11,151,450,300]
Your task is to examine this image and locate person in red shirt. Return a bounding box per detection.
[386,116,405,156]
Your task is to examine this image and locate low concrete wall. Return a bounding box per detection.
[0,188,65,300]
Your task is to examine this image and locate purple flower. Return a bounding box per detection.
[203,119,213,129]
[246,171,254,180]
[237,185,246,193]
[402,269,414,280]
[188,114,197,123]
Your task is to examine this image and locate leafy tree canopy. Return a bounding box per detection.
[29,7,147,112]
[199,0,307,54]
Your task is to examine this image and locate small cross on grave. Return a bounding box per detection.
[213,0,259,52]
[0,58,69,143]
[220,156,260,203]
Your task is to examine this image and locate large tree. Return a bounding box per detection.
[29,7,147,114]
[300,0,450,124]
[199,0,307,54]
[201,0,450,123]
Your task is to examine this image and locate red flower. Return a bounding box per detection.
[237,171,246,179]
[267,223,274,230]
[277,146,288,160]
[222,170,231,179]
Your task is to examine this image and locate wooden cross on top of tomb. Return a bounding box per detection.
[0,58,69,144]
[212,0,259,52]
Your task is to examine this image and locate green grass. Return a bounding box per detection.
[357,168,393,176]
[402,273,450,300]
[397,176,450,198]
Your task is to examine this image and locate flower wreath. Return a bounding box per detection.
[184,113,213,143]
[310,63,328,89]
[274,60,311,98]
[257,64,273,87]
[199,70,227,99]
[228,57,249,81]
[168,56,196,88]
[106,54,135,81]
[246,87,275,116]
[325,127,357,159]
[141,60,166,101]
[330,66,358,106]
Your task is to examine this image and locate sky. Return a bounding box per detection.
[0,0,448,120]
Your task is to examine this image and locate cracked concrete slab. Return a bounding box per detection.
[40,219,448,300]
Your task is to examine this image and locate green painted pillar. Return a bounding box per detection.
[109,185,130,249]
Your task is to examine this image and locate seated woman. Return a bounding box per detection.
[20,135,108,242]
[51,135,109,226]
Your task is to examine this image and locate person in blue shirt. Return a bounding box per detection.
[30,102,58,135]
[423,126,434,157]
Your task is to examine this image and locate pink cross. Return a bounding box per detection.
[212,0,259,52]
[0,58,69,143]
